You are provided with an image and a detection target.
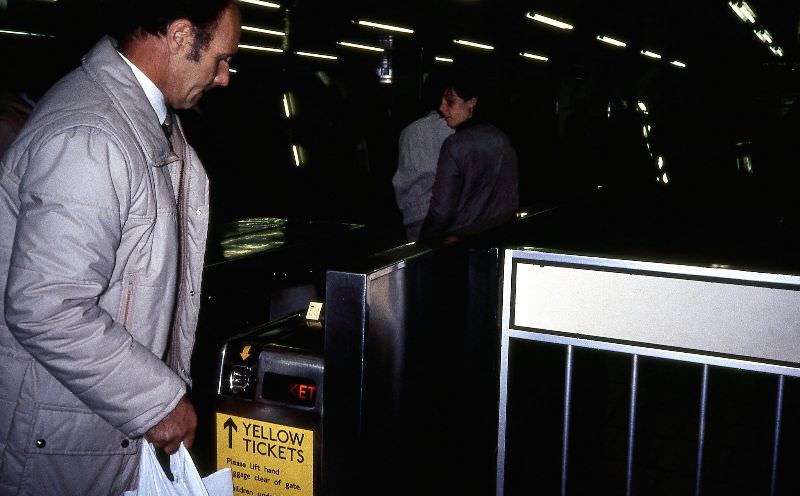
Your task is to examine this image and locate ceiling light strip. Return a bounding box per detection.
[728,2,747,21]
[238,44,283,53]
[739,2,756,23]
[242,25,285,37]
[640,50,662,59]
[237,0,281,9]
[596,35,626,47]
[292,145,301,167]
[0,28,50,37]
[435,56,454,63]
[526,12,574,30]
[669,60,687,68]
[337,41,384,52]
[453,39,494,50]
[296,51,338,60]
[520,52,548,62]
[357,20,414,34]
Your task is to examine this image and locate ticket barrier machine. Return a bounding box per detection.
[215,312,323,496]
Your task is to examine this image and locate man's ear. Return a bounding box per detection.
[166,19,194,55]
[467,97,478,112]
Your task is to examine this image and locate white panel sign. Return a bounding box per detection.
[513,262,800,365]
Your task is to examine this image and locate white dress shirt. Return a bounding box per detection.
[118,52,168,125]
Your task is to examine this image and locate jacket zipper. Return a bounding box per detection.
[119,273,137,331]
[168,128,190,374]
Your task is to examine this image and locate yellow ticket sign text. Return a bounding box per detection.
[216,412,313,495]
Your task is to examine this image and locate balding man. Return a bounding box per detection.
[0,1,240,493]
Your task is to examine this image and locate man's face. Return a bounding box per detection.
[439,87,476,128]
[167,4,241,109]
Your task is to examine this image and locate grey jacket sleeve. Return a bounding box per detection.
[392,125,426,223]
[419,143,462,241]
[4,126,185,437]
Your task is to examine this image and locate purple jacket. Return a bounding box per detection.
[420,119,519,240]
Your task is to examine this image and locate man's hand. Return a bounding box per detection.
[145,395,197,454]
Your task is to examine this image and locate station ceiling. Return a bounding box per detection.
[2,0,798,77]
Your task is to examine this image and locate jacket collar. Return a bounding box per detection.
[455,116,481,132]
[81,36,178,167]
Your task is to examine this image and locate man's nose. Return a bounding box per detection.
[214,65,231,87]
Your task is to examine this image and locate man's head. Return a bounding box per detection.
[439,73,480,129]
[107,0,241,109]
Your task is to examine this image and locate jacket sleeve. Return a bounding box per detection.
[392,126,417,211]
[419,141,462,241]
[4,126,185,437]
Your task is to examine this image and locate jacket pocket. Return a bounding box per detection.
[18,406,140,495]
[0,353,31,448]
[24,406,138,456]
[117,272,138,332]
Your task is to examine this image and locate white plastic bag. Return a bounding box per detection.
[124,441,233,496]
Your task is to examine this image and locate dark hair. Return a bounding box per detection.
[443,70,483,102]
[104,0,233,55]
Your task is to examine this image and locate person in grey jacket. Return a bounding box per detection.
[0,0,240,494]
[419,76,519,242]
[392,110,454,241]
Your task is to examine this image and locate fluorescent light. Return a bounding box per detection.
[282,94,291,118]
[0,28,49,37]
[637,101,648,113]
[337,41,384,52]
[520,52,548,62]
[739,2,756,23]
[641,50,662,59]
[670,60,687,68]
[642,126,649,138]
[453,39,494,50]
[728,2,747,21]
[357,19,414,34]
[770,46,784,57]
[657,156,664,169]
[228,68,238,74]
[296,51,338,60]
[237,0,280,8]
[292,145,301,166]
[662,172,670,184]
[754,29,772,44]
[596,35,626,47]
[435,56,454,63]
[242,25,285,37]
[525,12,574,30]
[238,44,283,53]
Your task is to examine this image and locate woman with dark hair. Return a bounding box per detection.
[419,73,520,242]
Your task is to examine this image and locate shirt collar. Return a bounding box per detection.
[118,51,168,125]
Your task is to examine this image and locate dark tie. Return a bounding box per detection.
[161,110,173,138]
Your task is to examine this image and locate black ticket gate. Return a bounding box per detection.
[215,313,323,496]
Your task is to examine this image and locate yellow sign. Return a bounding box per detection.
[216,413,314,496]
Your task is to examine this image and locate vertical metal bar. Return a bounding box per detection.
[770,375,785,496]
[561,345,574,496]
[496,251,515,496]
[695,364,709,496]
[626,354,639,496]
